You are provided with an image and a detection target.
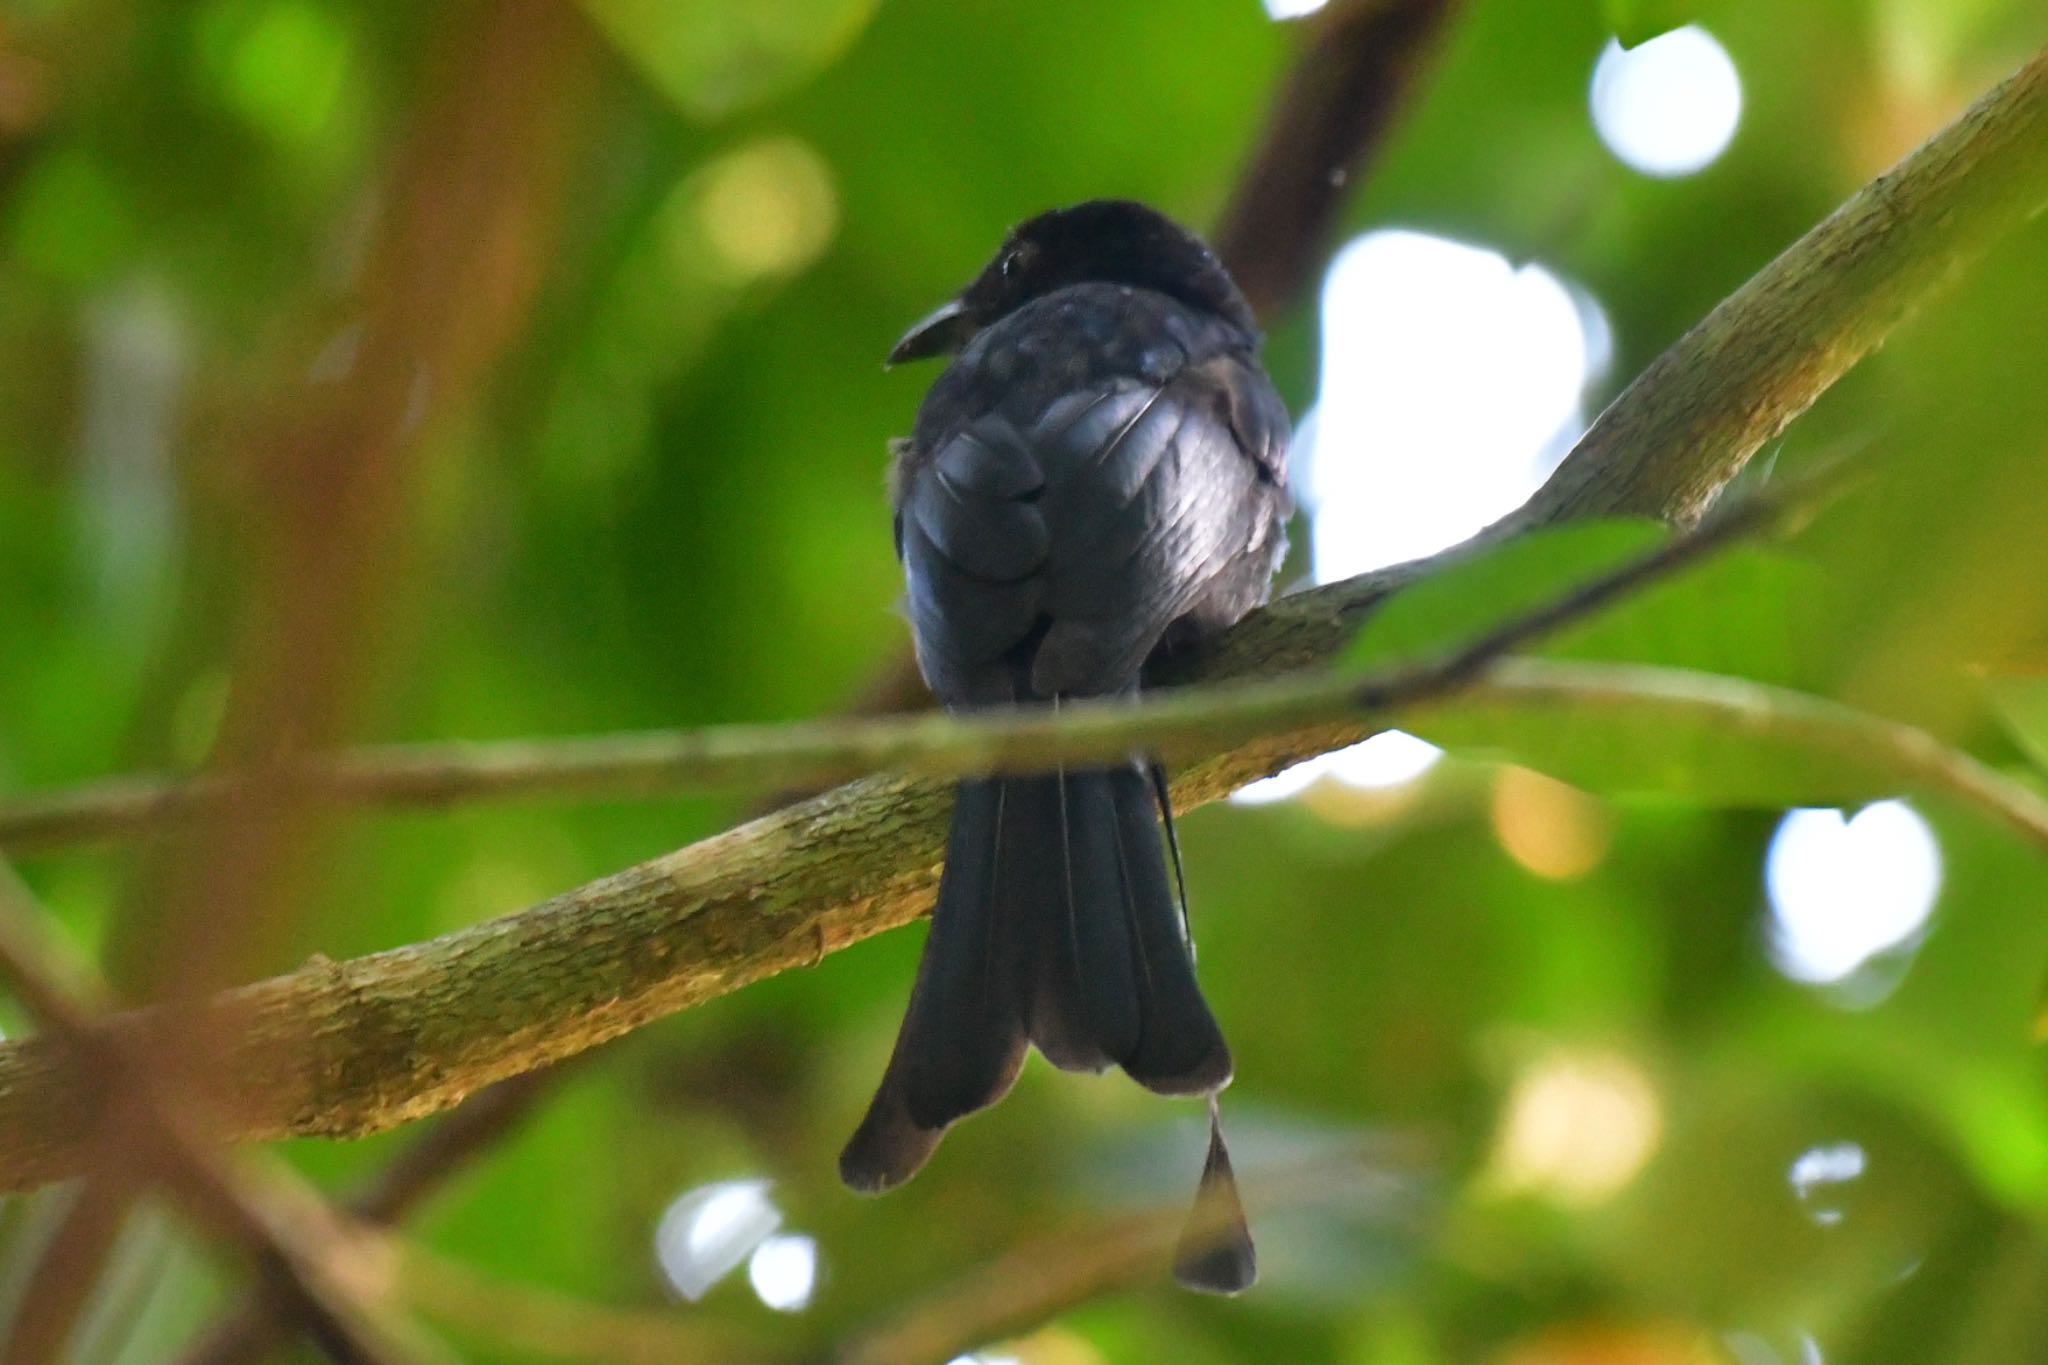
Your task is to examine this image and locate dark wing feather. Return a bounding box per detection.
[894,417,1050,704]
[893,292,1287,709]
[1030,357,1283,697]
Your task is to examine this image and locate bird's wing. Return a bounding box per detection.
[896,353,1286,705]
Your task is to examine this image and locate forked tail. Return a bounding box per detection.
[840,762,1232,1193]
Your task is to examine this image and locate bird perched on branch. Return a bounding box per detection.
[842,200,1290,1293]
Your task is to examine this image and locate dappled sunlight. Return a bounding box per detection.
[1306,231,1593,579]
[658,1181,823,1313]
[1261,0,1332,18]
[1232,729,1443,805]
[679,137,841,286]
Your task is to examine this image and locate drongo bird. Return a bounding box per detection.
[842,200,1290,1292]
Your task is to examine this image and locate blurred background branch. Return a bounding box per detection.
[1213,0,1467,321]
[2,0,598,1350]
[172,1064,568,1365]
[0,865,425,1362]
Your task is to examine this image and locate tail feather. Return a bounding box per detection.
[1109,765,1232,1093]
[1026,770,1140,1070]
[840,779,1028,1193]
[840,761,1231,1195]
[1173,1102,1258,1294]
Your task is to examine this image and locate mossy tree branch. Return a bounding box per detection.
[0,43,2043,1196]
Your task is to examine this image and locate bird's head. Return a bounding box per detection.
[888,199,1257,365]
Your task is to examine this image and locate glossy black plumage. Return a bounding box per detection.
[844,201,1290,1293]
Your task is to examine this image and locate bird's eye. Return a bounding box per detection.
[999,242,1037,281]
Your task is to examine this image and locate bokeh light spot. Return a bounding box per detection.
[1487,1048,1663,1206]
[655,1178,782,1301]
[1591,26,1742,177]
[1234,730,1443,805]
[1491,766,1613,881]
[1789,1141,1866,1227]
[679,137,839,286]
[196,0,356,148]
[1307,230,1593,579]
[1766,801,1941,988]
[747,1233,818,1312]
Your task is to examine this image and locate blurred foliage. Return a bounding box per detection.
[2,0,2047,1362]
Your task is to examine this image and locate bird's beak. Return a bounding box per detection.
[887,297,976,366]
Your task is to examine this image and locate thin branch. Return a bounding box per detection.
[2,1175,137,1365]
[1212,0,1467,322]
[391,1240,761,1365]
[1438,660,2048,852]
[0,38,2040,1200]
[21,0,604,1334]
[0,471,1801,853]
[174,1064,571,1365]
[0,652,2044,1189]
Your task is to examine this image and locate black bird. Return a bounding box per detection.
[842,201,1290,1292]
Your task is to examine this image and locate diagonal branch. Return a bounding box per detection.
[171,1063,570,1365]
[0,41,2041,1198]
[2,541,2047,1194]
